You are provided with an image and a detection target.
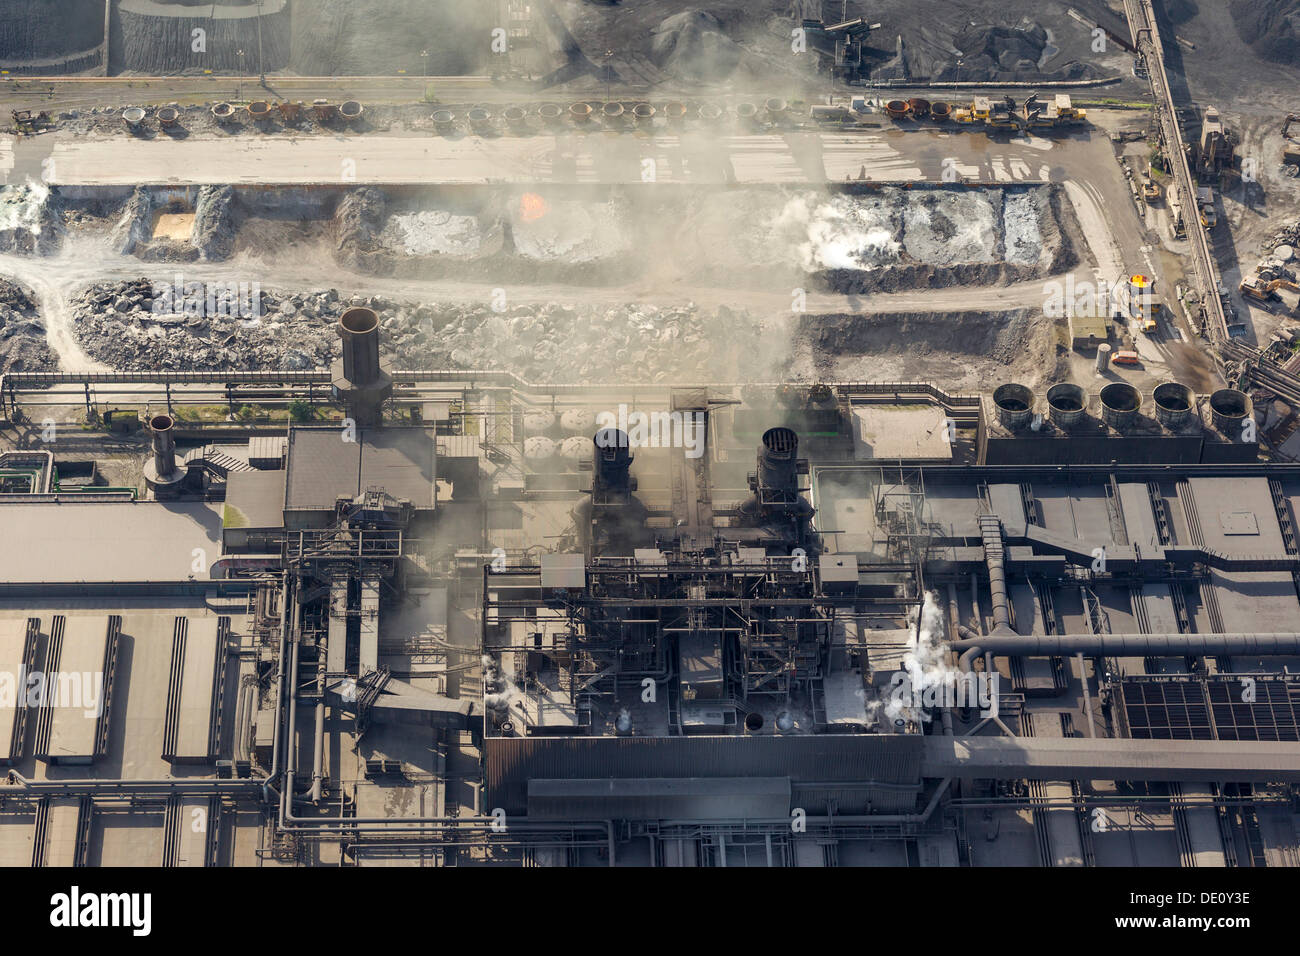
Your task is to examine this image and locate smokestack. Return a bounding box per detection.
[339,307,381,385]
[593,429,634,494]
[331,306,393,428]
[144,413,186,497]
[758,427,799,495]
[151,414,177,477]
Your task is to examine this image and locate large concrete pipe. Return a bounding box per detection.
[953,633,1300,672]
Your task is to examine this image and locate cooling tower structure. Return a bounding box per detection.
[1209,388,1253,435]
[1153,383,1194,429]
[1099,383,1142,430]
[113,0,290,74]
[992,383,1035,430]
[1046,383,1088,430]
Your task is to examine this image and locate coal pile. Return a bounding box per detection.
[1229,0,1300,65]
[0,279,57,374]
[650,12,745,83]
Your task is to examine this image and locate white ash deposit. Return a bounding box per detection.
[69,279,783,382]
[901,191,999,265]
[383,210,485,257]
[0,182,58,254]
[509,198,634,263]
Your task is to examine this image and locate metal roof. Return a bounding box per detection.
[284,426,436,513]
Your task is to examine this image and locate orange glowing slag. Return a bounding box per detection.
[520,193,548,222]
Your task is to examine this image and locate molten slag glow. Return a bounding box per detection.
[520,193,549,222]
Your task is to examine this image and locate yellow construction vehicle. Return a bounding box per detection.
[1240,275,1300,302]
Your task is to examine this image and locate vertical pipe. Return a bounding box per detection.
[311,643,327,802]
[149,413,177,477]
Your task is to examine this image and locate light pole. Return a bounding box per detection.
[256,0,266,84]
[237,50,245,100]
[421,49,429,77]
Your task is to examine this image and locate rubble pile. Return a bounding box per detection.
[0,278,58,373]
[69,280,778,382]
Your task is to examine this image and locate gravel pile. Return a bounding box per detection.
[0,278,57,373]
[69,280,779,382]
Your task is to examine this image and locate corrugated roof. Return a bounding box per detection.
[223,470,286,531]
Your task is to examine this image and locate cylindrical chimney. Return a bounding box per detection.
[758,427,799,493]
[150,414,177,477]
[1153,382,1193,429]
[593,429,633,492]
[339,307,381,386]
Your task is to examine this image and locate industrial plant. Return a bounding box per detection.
[0,0,1298,883]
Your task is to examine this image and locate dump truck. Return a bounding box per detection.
[1116,273,1162,333]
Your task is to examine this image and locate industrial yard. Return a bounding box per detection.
[0,0,1298,897]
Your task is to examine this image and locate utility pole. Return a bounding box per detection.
[237,49,245,100]
[257,0,266,84]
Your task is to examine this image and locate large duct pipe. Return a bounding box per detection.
[954,633,1300,672]
[980,518,1012,631]
[310,644,327,803]
[339,307,381,386]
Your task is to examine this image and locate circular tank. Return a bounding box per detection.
[931,101,952,122]
[538,103,563,125]
[884,99,911,119]
[432,109,456,133]
[340,100,363,121]
[697,103,723,122]
[523,436,556,461]
[632,102,655,125]
[122,107,146,128]
[1099,382,1141,430]
[1209,388,1252,434]
[735,102,759,122]
[663,101,687,123]
[765,96,787,117]
[907,97,931,119]
[559,407,595,434]
[523,409,556,434]
[569,102,593,123]
[1153,382,1193,428]
[468,107,492,132]
[601,101,625,126]
[559,436,590,461]
[1047,383,1088,429]
[503,105,527,128]
[1095,342,1112,373]
[992,383,1034,429]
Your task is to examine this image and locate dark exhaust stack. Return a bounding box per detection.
[332,307,393,427]
[144,413,186,496]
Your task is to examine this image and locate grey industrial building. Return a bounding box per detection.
[1,316,1298,867]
